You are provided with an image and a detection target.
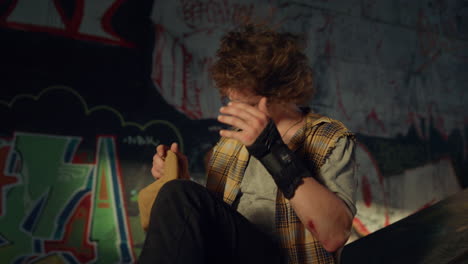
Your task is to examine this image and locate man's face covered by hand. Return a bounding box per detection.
[217,89,271,146]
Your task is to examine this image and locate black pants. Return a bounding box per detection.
[138,179,283,264]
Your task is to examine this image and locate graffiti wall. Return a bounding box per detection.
[0,134,135,263]
[0,0,467,262]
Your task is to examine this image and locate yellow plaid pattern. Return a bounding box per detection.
[206,113,354,264]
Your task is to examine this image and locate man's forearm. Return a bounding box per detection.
[246,119,311,199]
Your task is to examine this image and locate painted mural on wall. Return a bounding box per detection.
[0,134,134,263]
[0,1,218,261]
[0,0,467,262]
[0,86,190,263]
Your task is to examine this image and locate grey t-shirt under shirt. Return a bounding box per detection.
[235,137,357,239]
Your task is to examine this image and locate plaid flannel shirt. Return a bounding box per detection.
[206,113,355,264]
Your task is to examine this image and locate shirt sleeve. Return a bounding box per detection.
[318,136,357,216]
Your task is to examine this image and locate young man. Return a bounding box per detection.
[139,24,356,264]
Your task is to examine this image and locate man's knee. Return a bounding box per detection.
[148,180,195,220]
[156,179,200,204]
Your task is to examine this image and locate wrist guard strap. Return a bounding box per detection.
[247,120,311,199]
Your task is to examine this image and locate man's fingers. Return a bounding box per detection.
[156,144,169,159]
[153,154,165,167]
[166,142,190,179]
[151,158,165,178]
[257,97,268,114]
[170,142,179,153]
[219,104,257,123]
[219,129,255,146]
[219,129,240,140]
[151,167,164,179]
[217,115,250,131]
[152,166,163,176]
[153,143,186,180]
[228,101,265,119]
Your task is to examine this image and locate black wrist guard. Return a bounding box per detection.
[246,120,311,199]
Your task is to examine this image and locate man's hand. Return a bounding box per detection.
[151,142,189,180]
[217,97,270,146]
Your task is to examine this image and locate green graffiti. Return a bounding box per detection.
[0,134,137,262]
[0,133,92,263]
[0,180,32,262]
[90,137,134,263]
[0,85,186,261]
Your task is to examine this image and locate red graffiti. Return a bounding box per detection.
[0,0,133,47]
[417,8,468,70]
[415,198,436,212]
[353,143,391,236]
[324,39,334,57]
[44,193,97,263]
[361,174,372,208]
[151,26,205,119]
[72,151,92,164]
[352,217,371,235]
[366,108,386,133]
[0,145,18,216]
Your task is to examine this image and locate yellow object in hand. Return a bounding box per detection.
[138,150,180,231]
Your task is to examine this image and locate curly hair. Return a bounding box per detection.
[210,24,314,105]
